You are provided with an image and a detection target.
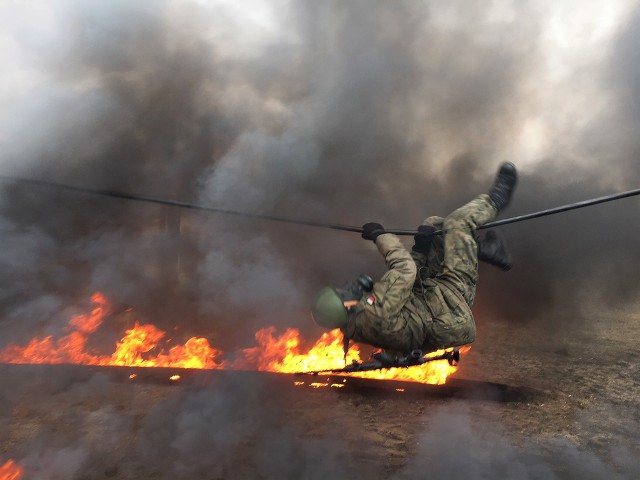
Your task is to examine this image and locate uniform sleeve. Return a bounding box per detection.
[362,233,417,319]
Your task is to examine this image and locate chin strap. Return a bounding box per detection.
[341,306,359,367]
[342,334,350,367]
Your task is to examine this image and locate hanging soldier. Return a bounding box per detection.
[311,163,518,362]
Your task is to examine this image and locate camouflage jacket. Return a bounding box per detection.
[343,233,475,353]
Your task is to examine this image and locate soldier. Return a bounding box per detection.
[311,163,517,359]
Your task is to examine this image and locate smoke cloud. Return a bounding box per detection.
[0,0,639,349]
[136,375,360,479]
[2,4,639,477]
[2,369,637,479]
[397,404,640,480]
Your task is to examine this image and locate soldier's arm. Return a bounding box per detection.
[376,234,416,275]
[363,233,417,318]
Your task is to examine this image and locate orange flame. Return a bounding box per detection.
[0,293,465,385]
[235,326,464,385]
[0,293,222,370]
[235,327,361,372]
[0,460,23,480]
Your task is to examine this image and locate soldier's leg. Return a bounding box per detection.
[345,311,415,353]
[411,216,446,288]
[438,194,497,306]
[438,162,518,305]
[476,230,512,270]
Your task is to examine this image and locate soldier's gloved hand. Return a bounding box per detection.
[412,225,436,254]
[361,223,385,242]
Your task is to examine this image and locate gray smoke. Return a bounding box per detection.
[2,4,639,477]
[2,369,637,479]
[136,375,359,479]
[19,446,89,480]
[396,404,640,480]
[0,0,639,351]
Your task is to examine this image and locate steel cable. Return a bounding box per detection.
[1,174,639,237]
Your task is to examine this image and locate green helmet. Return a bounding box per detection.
[311,286,348,329]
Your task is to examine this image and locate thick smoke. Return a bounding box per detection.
[0,0,639,351]
[396,404,640,480]
[2,369,637,479]
[0,368,364,479]
[136,375,360,479]
[2,4,639,478]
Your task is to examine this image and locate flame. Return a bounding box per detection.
[0,293,223,370]
[235,326,465,385]
[0,460,23,480]
[0,293,465,385]
[235,327,361,372]
[309,382,330,388]
[109,324,221,369]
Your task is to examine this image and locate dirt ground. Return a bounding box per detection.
[1,306,639,479]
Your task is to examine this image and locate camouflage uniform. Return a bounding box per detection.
[342,194,497,354]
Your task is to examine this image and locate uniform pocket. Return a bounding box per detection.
[421,281,474,348]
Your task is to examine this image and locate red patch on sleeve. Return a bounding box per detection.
[366,296,376,305]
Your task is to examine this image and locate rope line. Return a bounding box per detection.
[1,175,639,237]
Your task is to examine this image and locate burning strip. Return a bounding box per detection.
[239,327,466,384]
[0,293,223,370]
[0,293,466,385]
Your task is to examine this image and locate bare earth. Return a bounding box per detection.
[1,307,639,479]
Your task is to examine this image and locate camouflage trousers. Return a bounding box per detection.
[413,194,497,350]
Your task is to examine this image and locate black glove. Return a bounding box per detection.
[361,222,385,242]
[412,225,436,254]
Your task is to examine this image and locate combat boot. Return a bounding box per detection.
[488,162,518,212]
[476,230,512,271]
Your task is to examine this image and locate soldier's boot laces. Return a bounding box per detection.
[488,162,518,212]
[477,230,512,271]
